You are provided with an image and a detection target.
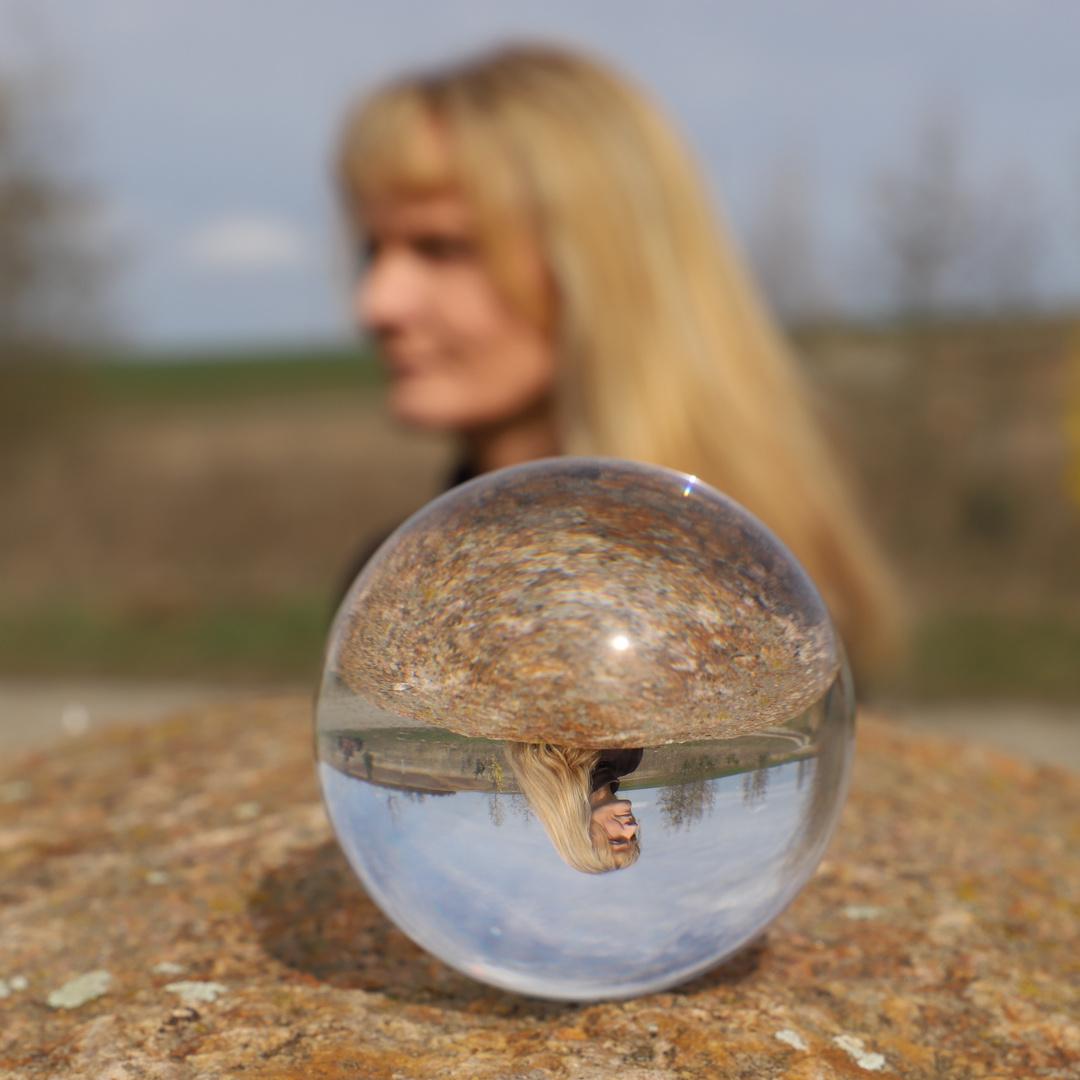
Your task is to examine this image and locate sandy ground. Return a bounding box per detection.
[881,699,1080,775]
[0,678,312,757]
[0,678,1077,774]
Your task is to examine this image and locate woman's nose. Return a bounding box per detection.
[356,249,424,333]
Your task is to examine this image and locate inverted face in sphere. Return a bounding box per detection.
[317,458,854,1000]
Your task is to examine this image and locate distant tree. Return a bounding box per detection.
[656,773,715,831]
[1074,139,1080,282]
[740,760,769,808]
[969,165,1046,312]
[746,153,833,325]
[867,104,1047,319]
[0,70,106,353]
[869,105,978,317]
[0,42,112,443]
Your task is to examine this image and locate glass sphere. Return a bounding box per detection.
[316,458,854,1001]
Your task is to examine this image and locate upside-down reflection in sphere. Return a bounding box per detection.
[316,458,856,1001]
[506,744,643,873]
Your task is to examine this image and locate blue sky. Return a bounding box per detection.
[14,0,1080,348]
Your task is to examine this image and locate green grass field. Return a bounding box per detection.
[0,599,333,685]
[2,600,1078,701]
[893,612,1080,701]
[86,342,385,405]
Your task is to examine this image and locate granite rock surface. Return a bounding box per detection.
[1,696,1078,1079]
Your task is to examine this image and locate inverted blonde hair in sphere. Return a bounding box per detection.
[505,743,641,874]
[340,44,902,675]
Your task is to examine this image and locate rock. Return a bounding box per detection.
[1,695,1077,1078]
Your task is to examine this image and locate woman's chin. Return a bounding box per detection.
[388,387,518,435]
[387,387,467,432]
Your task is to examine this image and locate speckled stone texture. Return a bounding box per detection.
[1,698,1077,1078]
[335,459,838,748]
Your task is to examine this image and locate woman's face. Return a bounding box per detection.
[590,799,638,854]
[356,191,557,434]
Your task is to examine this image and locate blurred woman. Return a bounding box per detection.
[339,44,900,676]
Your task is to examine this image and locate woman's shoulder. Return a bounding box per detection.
[596,748,643,776]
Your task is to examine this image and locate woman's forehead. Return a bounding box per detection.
[359,189,474,234]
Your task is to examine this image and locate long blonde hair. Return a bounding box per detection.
[339,44,901,675]
[506,743,640,874]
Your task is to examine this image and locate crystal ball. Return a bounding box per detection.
[316,458,854,1001]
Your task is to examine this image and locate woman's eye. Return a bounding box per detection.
[413,234,474,261]
[357,238,380,271]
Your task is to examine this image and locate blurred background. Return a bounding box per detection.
[1,1,1078,756]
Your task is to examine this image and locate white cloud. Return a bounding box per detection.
[185,214,310,272]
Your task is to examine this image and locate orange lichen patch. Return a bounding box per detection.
[876,1032,936,1066]
[554,1025,589,1040]
[0,701,1078,1078]
[252,1048,432,1080]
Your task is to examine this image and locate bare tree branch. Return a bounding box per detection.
[970,164,1046,311]
[870,104,978,317]
[0,39,111,363]
[747,153,833,325]
[866,103,1047,319]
